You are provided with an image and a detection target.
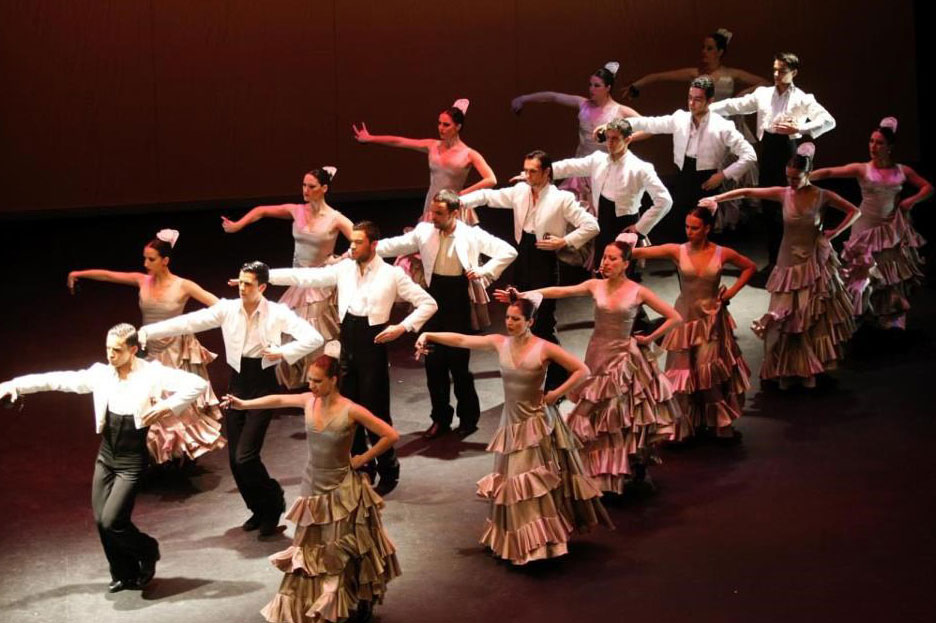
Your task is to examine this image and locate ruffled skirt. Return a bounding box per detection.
[754,239,856,379]
[842,210,925,329]
[477,404,612,565]
[277,286,340,388]
[662,303,751,434]
[567,338,683,493]
[145,334,226,463]
[261,470,400,623]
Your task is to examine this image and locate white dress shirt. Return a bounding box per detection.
[376,220,517,287]
[140,297,323,372]
[709,84,836,140]
[627,110,757,181]
[269,256,438,332]
[460,183,599,248]
[0,358,206,433]
[548,151,672,236]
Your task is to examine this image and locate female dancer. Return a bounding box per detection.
[810,117,932,329]
[631,209,756,441]
[415,296,612,565]
[223,354,400,623]
[67,230,225,463]
[221,167,353,387]
[495,239,683,493]
[701,144,861,389]
[352,99,497,224]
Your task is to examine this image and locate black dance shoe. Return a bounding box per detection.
[107,579,138,593]
[350,600,373,623]
[258,498,286,538]
[422,422,450,439]
[454,422,479,437]
[242,513,262,531]
[138,551,160,588]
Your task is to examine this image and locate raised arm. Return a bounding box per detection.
[496,280,595,301]
[701,185,786,208]
[630,243,681,262]
[540,342,589,404]
[511,92,585,113]
[462,149,498,194]
[460,186,520,211]
[221,204,294,234]
[222,392,309,411]
[67,269,145,294]
[821,190,861,239]
[551,153,599,181]
[899,165,935,211]
[809,163,863,182]
[416,331,499,354]
[351,121,435,153]
[180,279,219,307]
[140,303,226,343]
[634,285,682,343]
[626,113,679,136]
[376,228,421,259]
[269,264,341,289]
[719,247,757,302]
[348,402,400,469]
[624,68,698,98]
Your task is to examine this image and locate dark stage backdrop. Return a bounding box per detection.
[0,0,919,214]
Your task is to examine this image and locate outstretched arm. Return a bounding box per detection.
[352,122,435,152]
[222,392,309,411]
[630,243,680,263]
[810,163,863,182]
[67,269,144,294]
[221,204,293,233]
[634,286,682,344]
[494,281,595,303]
[511,92,585,113]
[348,403,400,469]
[719,247,757,301]
[700,186,786,208]
[416,331,498,355]
[727,67,770,96]
[623,68,698,98]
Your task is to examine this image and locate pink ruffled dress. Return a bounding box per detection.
[477,337,612,565]
[567,286,683,493]
[140,290,225,463]
[261,400,399,623]
[754,188,856,379]
[276,206,342,388]
[841,164,925,329]
[424,143,477,225]
[661,245,751,435]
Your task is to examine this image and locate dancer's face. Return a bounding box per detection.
[605,130,628,157]
[237,270,266,304]
[438,113,460,140]
[429,201,457,232]
[522,158,550,188]
[505,305,532,336]
[685,214,710,243]
[106,334,137,370]
[785,166,809,189]
[599,244,629,278]
[869,131,891,161]
[772,60,796,88]
[349,230,377,264]
[306,365,337,397]
[687,87,711,117]
[302,174,326,203]
[142,246,169,275]
[701,37,723,68]
[588,76,610,103]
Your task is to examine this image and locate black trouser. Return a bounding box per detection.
[760,132,798,266]
[678,156,719,230]
[425,274,480,428]
[92,410,159,583]
[226,357,284,518]
[515,232,567,391]
[340,314,399,481]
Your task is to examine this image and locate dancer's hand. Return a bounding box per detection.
[633,333,653,346]
[898,197,915,211]
[492,287,521,304]
[510,96,525,114]
[414,334,431,359]
[221,216,242,233]
[141,407,171,426]
[701,172,725,191]
[465,268,482,281]
[261,346,284,361]
[352,122,372,143]
[771,120,799,135]
[67,272,79,294]
[509,171,528,184]
[697,197,718,211]
[717,285,733,303]
[350,455,367,470]
[0,383,18,404]
[220,394,246,410]
[543,389,562,406]
[535,235,566,251]
[136,329,149,349]
[375,324,405,344]
[622,84,639,101]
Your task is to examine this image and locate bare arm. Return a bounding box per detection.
[417,331,499,352]
[540,342,589,404]
[521,280,595,300]
[221,204,294,233]
[630,243,680,262]
[348,402,400,469]
[726,67,770,95]
[625,68,698,96]
[511,91,585,112]
[180,279,219,307]
[67,269,144,293]
[351,122,435,152]
[461,149,498,194]
[810,163,864,182]
[334,211,355,242]
[703,186,786,206]
[899,165,934,210]
[635,285,682,343]
[719,247,757,301]
[222,392,309,411]
[821,190,861,239]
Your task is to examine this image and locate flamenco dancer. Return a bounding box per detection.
[67,229,225,464]
[223,354,400,623]
[701,144,860,389]
[0,324,206,592]
[495,238,683,493]
[810,117,933,329]
[221,167,353,388]
[352,99,496,225]
[631,208,756,441]
[416,294,612,565]
[140,262,324,536]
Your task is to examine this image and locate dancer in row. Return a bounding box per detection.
[415,294,612,565]
[139,261,324,536]
[811,117,933,329]
[0,324,206,592]
[221,167,353,388]
[701,144,860,389]
[376,190,516,438]
[352,99,496,224]
[67,230,226,464]
[223,354,401,623]
[269,221,438,496]
[632,209,756,440]
[460,150,599,392]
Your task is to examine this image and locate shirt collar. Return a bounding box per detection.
[110,355,142,380]
[240,296,268,319]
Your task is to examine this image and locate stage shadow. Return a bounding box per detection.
[173,526,291,558]
[395,433,488,461]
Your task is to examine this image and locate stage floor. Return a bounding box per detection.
[1,203,934,622]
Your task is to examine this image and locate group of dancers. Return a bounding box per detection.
[1,28,932,623]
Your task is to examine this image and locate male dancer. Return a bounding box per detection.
[269,221,437,495]
[461,150,599,392]
[0,324,206,592]
[140,261,323,537]
[377,189,516,438]
[710,52,836,267]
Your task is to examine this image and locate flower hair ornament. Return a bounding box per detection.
[156,229,180,248]
[322,166,338,180]
[452,99,470,114]
[615,232,639,248]
[506,286,543,311]
[715,28,733,43]
[604,61,620,76]
[323,340,341,359]
[879,116,898,133]
[796,142,816,158]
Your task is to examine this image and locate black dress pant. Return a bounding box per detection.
[340,314,399,481]
[760,132,798,265]
[425,274,480,428]
[515,232,567,391]
[92,410,159,583]
[226,357,284,517]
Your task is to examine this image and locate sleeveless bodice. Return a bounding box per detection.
[853,164,905,235]
[577,100,622,157]
[139,293,186,325]
[777,187,823,267]
[302,399,354,496]
[591,286,640,341]
[497,338,547,409]
[424,144,472,213]
[712,74,735,101]
[675,244,723,319]
[292,206,340,268]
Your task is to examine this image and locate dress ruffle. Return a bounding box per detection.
[262,470,400,623]
[145,334,226,463]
